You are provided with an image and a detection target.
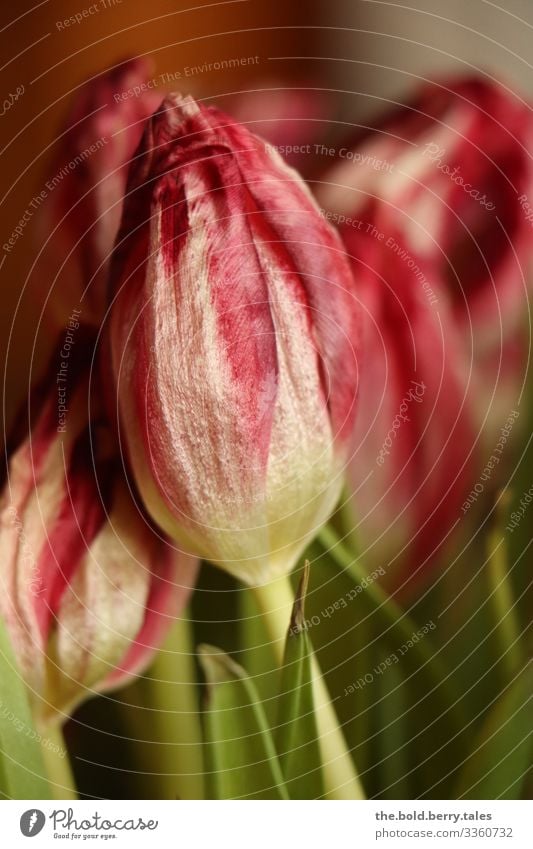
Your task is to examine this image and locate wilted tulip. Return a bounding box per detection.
[108,93,361,586]
[0,338,197,727]
[316,76,533,442]
[35,58,163,329]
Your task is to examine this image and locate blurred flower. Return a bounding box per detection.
[35,58,162,329]
[0,336,197,727]
[335,220,476,592]
[108,93,361,586]
[226,81,331,173]
[316,76,533,443]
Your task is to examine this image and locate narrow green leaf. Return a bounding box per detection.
[317,526,467,726]
[275,563,324,799]
[199,644,289,800]
[373,649,410,799]
[455,661,532,799]
[486,490,524,685]
[0,617,52,799]
[507,352,533,633]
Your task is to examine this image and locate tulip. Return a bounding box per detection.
[226,81,330,173]
[35,58,163,329]
[333,219,476,591]
[108,93,361,586]
[313,76,533,590]
[316,76,533,443]
[0,337,198,727]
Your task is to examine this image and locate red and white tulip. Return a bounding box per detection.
[336,218,475,591]
[316,76,533,442]
[108,93,361,585]
[35,58,163,328]
[0,337,197,726]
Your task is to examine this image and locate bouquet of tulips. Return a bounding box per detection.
[0,59,531,801]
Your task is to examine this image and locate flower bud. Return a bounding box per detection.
[108,93,361,586]
[0,338,197,726]
[35,58,162,328]
[316,76,533,442]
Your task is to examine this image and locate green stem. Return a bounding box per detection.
[333,489,360,554]
[252,575,365,800]
[486,521,523,683]
[39,724,77,800]
[317,524,467,731]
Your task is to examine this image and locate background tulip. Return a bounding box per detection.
[0,338,197,727]
[108,93,361,586]
[225,80,331,173]
[316,76,533,444]
[331,217,476,592]
[34,58,163,329]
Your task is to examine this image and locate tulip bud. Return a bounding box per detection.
[316,76,533,442]
[35,58,162,328]
[108,93,361,586]
[0,338,197,726]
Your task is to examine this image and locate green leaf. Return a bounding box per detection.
[507,349,533,632]
[0,616,52,799]
[485,490,524,686]
[199,644,289,800]
[275,563,324,799]
[312,528,470,797]
[316,526,467,719]
[456,661,533,799]
[372,648,410,799]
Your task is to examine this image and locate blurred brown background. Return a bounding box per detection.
[318,0,533,121]
[0,0,320,427]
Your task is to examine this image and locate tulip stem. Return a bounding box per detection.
[40,724,77,799]
[251,575,365,800]
[486,501,523,683]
